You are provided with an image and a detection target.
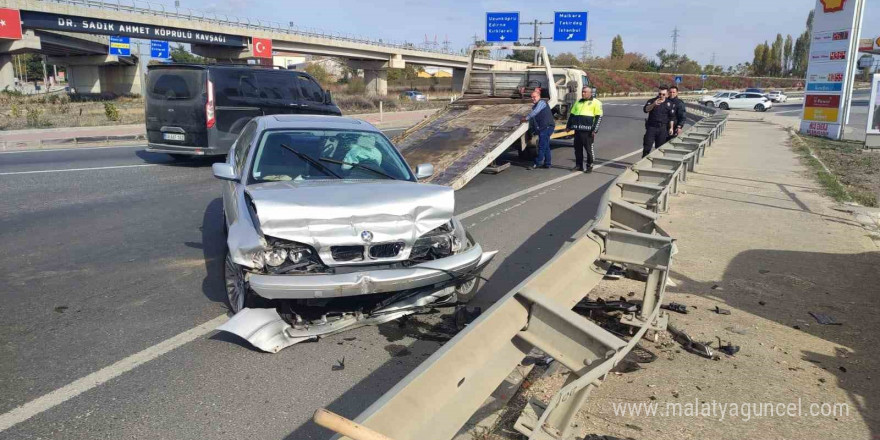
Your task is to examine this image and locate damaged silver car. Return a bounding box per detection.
[212,115,496,352]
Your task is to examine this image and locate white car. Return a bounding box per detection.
[766,90,787,103]
[715,92,773,112]
[701,90,738,107]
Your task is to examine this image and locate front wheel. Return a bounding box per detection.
[719,102,729,110]
[454,277,481,304]
[224,252,253,313]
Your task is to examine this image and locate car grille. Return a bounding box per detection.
[331,246,364,262]
[369,242,404,259]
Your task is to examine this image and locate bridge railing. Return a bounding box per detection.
[41,0,498,59]
[316,104,729,440]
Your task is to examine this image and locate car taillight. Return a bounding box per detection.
[206,79,215,129]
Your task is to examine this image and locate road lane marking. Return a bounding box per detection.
[0,148,640,432]
[0,164,158,176]
[459,148,642,220]
[0,145,146,154]
[0,314,229,432]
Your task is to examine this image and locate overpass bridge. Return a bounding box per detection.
[0,0,528,95]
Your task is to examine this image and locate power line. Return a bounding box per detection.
[671,26,680,56]
[580,40,593,62]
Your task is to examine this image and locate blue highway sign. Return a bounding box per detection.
[674,76,683,84]
[553,12,587,41]
[109,35,130,56]
[486,12,519,42]
[151,40,170,59]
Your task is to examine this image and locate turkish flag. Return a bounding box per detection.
[252,37,272,59]
[0,8,23,40]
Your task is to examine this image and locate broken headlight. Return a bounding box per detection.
[411,218,467,261]
[252,238,325,273]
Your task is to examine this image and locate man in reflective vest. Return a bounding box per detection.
[566,86,604,172]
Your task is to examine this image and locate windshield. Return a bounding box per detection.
[249,129,414,183]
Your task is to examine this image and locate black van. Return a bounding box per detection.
[145,65,342,157]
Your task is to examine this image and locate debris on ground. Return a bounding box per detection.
[332,357,345,371]
[712,305,731,315]
[454,305,483,331]
[660,302,688,314]
[666,324,718,360]
[809,312,842,325]
[715,337,741,356]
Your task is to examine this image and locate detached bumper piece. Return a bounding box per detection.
[248,245,496,300]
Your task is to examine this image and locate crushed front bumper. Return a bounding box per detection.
[248,244,497,300]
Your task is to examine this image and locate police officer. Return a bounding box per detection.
[566,86,603,172]
[667,85,686,139]
[642,86,676,157]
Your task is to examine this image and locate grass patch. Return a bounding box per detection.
[790,132,878,207]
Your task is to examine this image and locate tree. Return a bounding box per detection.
[770,34,783,76]
[783,35,793,76]
[304,63,332,87]
[791,31,809,77]
[611,35,625,58]
[505,42,536,62]
[473,40,491,57]
[552,52,580,66]
[170,44,208,64]
[760,42,773,76]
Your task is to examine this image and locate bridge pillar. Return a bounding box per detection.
[0,54,14,92]
[452,67,465,92]
[49,55,142,95]
[364,68,388,96]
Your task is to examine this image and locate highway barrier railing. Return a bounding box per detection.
[316,102,727,440]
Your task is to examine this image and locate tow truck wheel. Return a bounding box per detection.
[224,251,253,313]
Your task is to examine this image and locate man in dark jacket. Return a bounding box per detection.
[667,85,686,139]
[642,86,676,157]
[566,86,603,172]
[522,88,555,170]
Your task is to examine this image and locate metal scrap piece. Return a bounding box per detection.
[809,312,842,325]
[667,324,716,359]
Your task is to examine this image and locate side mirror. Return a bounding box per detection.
[415,163,434,180]
[324,90,332,104]
[213,163,238,182]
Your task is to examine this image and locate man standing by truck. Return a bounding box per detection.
[522,88,555,170]
[566,86,604,172]
[642,86,676,157]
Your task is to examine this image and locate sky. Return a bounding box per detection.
[187,0,880,68]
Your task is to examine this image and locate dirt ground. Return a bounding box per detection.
[0,92,447,131]
[794,134,880,208]
[490,119,879,440]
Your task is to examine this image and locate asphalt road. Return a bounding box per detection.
[0,101,654,440]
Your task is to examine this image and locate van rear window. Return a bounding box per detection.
[148,70,204,100]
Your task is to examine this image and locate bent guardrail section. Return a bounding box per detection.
[322,102,727,440]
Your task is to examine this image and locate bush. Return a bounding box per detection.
[104,102,120,121]
[25,107,48,127]
[346,78,366,94]
[11,103,21,117]
[304,63,332,88]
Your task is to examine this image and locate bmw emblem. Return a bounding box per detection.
[360,231,373,243]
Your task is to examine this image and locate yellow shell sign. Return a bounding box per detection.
[820,0,845,13]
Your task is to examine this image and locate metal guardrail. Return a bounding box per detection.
[39,0,495,59]
[315,103,727,440]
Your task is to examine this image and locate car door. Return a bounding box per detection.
[293,73,338,115]
[223,121,258,229]
[254,70,302,117]
[211,69,264,154]
[730,93,749,109]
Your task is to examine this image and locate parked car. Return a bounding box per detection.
[766,90,788,103]
[716,92,773,111]
[213,114,497,352]
[145,64,342,159]
[693,88,708,94]
[400,90,427,102]
[701,90,738,107]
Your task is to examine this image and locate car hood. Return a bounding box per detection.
[245,179,454,264]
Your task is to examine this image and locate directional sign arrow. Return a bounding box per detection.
[500,35,505,40]
[566,33,573,40]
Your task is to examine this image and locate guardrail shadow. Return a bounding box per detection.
[669,248,880,438]
[283,180,618,439]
